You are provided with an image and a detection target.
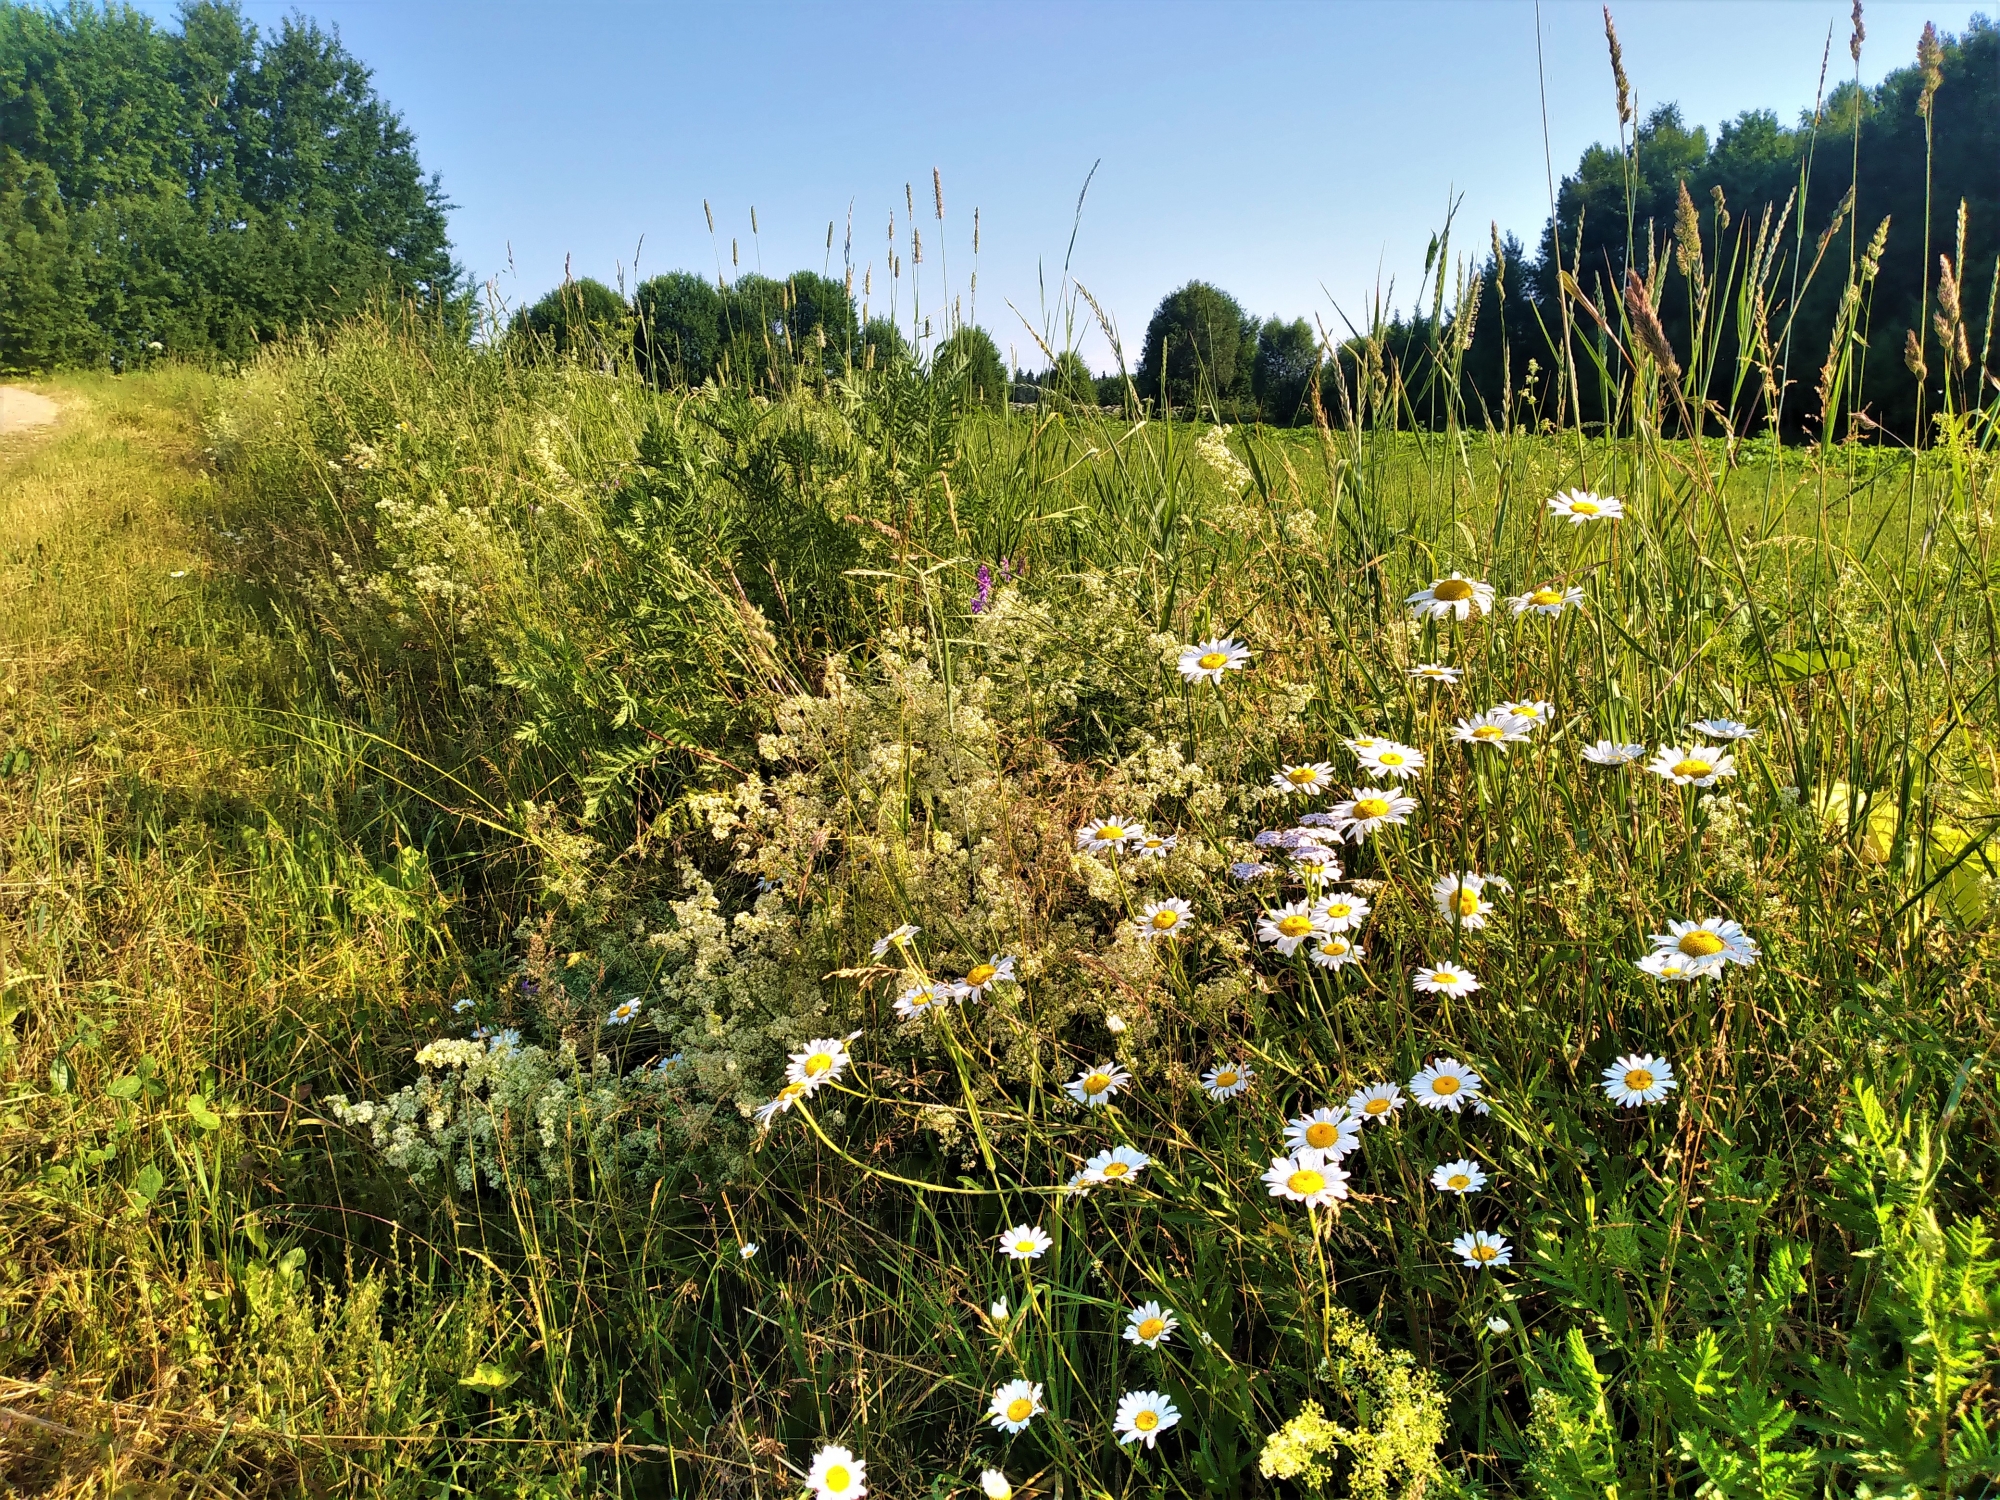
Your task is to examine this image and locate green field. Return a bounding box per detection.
[1,321,1996,1500]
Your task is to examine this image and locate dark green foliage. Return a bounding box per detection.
[1136,280,1257,412]
[860,314,911,369]
[1253,316,1320,424]
[0,0,459,372]
[718,270,858,388]
[1044,350,1099,405]
[508,278,632,368]
[634,271,723,388]
[932,324,1007,412]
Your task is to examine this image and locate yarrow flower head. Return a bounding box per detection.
[1329,786,1418,842]
[870,923,919,959]
[1347,1081,1404,1124]
[1602,1052,1677,1106]
[1082,1145,1152,1186]
[1134,897,1193,940]
[1691,717,1756,741]
[807,1444,866,1500]
[1356,740,1425,780]
[1285,1107,1363,1158]
[1582,739,1646,766]
[1647,744,1737,787]
[1178,636,1251,685]
[1431,871,1505,930]
[1645,916,1758,976]
[1123,1301,1180,1348]
[1547,488,1623,523]
[1258,900,1329,956]
[1453,709,1534,751]
[1271,762,1337,797]
[1231,860,1277,882]
[785,1037,854,1093]
[1510,583,1586,617]
[1431,1158,1489,1194]
[959,955,1016,1000]
[1262,1148,1350,1207]
[997,1224,1053,1260]
[989,1379,1045,1434]
[1202,1061,1254,1099]
[1066,1063,1132,1107]
[1410,1056,1485,1111]
[1410,662,1462,684]
[1408,572,1495,621]
[1078,816,1144,852]
[1309,933,1365,969]
[1114,1389,1182,1448]
[1452,1229,1513,1269]
[1413,962,1481,997]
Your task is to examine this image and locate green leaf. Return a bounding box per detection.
[459,1362,518,1393]
[132,1163,165,1205]
[1763,646,1855,681]
[185,1093,221,1130]
[106,1075,142,1100]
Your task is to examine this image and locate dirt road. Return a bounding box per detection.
[0,386,59,435]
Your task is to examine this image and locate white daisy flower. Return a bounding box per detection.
[989,1297,1009,1324]
[1496,700,1555,730]
[1134,897,1193,940]
[1452,709,1534,751]
[1485,1315,1512,1335]
[1261,1149,1350,1207]
[1078,816,1144,852]
[894,982,956,1020]
[1409,1056,1485,1112]
[1201,1061,1253,1100]
[1066,1063,1132,1107]
[739,1241,760,1260]
[979,1471,1012,1500]
[870,923,919,959]
[1451,1229,1513,1269]
[988,1378,1045,1433]
[1290,848,1344,883]
[1257,900,1329,956]
[785,1037,853,1093]
[1602,1052,1677,1107]
[1356,741,1426,780]
[1313,891,1371,933]
[1081,1145,1151,1186]
[1409,663,1462,684]
[1123,1301,1180,1348]
[1104,1012,1127,1033]
[1413,962,1481,996]
[1692,717,1756,741]
[997,1224,1052,1261]
[1308,933,1365,969]
[1581,739,1646,765]
[1271,762,1337,797]
[1133,832,1178,858]
[1430,1158,1488,1194]
[1431,871,1504,930]
[1646,744,1737,787]
[1284,1107,1363,1158]
[753,1080,809,1127]
[806,1444,866,1500]
[1646,916,1758,974]
[1113,1389,1182,1449]
[1347,1081,1403,1124]
[960,955,1017,1000]
[1407,573,1496,621]
[1509,583,1585,617]
[1636,949,1701,982]
[1547,488,1623,523]
[1178,636,1251,685]
[1328,786,1418,843]
[606,998,643,1026]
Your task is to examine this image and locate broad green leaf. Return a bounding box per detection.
[185,1093,221,1130]
[459,1362,518,1392]
[132,1163,165,1204]
[106,1075,142,1101]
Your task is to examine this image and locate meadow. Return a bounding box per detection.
[1,171,1998,1500]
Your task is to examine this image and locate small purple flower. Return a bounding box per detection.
[999,557,1016,581]
[1297,812,1340,828]
[1230,861,1277,881]
[971,562,993,615]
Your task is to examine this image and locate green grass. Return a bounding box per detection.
[0,247,1996,1500]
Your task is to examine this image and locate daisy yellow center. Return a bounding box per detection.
[1432,972,1461,987]
[1101,1161,1129,1178]
[1625,1068,1656,1091]
[1197,651,1229,670]
[1473,725,1504,740]
[1353,798,1391,819]
[1135,1409,1160,1431]
[1471,1242,1501,1261]
[1456,892,1481,916]
[1570,498,1600,515]
[1150,909,1181,930]
[1214,1070,1239,1088]
[1287,1167,1327,1195]
[1006,1397,1034,1423]
[1364,1097,1390,1115]
[1321,939,1348,955]
[826,1467,851,1491]
[1286,767,1321,785]
[1305,1121,1338,1148]
[1531,588,1564,605]
[1678,930,1727,957]
[1326,902,1353,918]
[967,963,997,986]
[1671,758,1713,779]
[1379,750,1406,766]
[1083,1072,1113,1094]
[1137,1317,1166,1340]
[1278,914,1315,937]
[781,1083,807,1101]
[1434,578,1474,601]
[1431,1074,1461,1094]
[1447,1173,1472,1190]
[804,1053,833,1076]
[1014,1239,1038,1254]
[1099,824,1127,841]
[910,991,932,1008]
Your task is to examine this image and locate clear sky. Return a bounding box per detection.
[139,0,1987,372]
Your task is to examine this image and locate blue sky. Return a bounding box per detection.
[141,0,1986,371]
